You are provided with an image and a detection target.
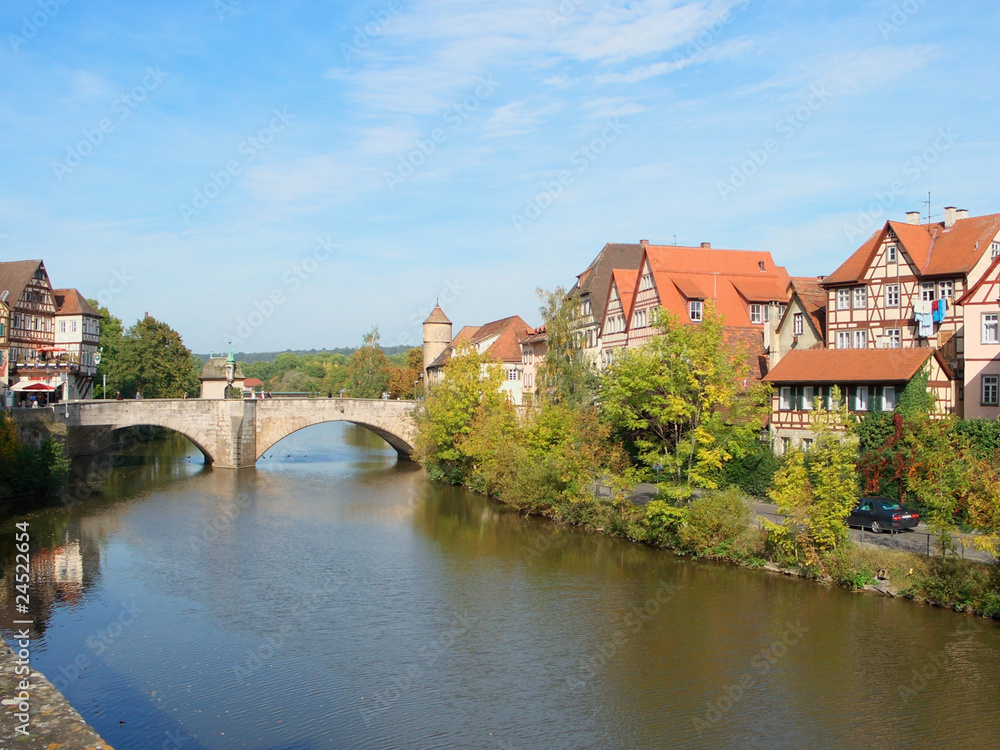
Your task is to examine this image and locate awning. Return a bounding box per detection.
[36,347,68,353]
[243,378,264,388]
[11,381,56,392]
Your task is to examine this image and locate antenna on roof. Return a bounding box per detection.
[921,191,937,229]
[672,235,677,246]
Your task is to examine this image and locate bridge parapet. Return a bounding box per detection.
[9,398,419,469]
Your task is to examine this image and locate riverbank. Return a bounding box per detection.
[0,639,112,749]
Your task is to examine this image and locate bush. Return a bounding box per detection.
[641,500,688,546]
[721,442,781,498]
[679,487,752,555]
[907,558,1000,616]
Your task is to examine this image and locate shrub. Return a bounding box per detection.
[679,487,751,555]
[721,442,781,498]
[641,500,688,546]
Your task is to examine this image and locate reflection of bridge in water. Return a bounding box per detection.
[12,398,419,468]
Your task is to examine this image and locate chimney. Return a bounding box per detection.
[944,206,957,228]
[956,208,968,221]
[700,242,711,248]
[639,239,649,247]
[906,211,921,225]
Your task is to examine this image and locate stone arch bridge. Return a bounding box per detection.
[12,398,419,468]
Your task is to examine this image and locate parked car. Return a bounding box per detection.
[846,497,920,533]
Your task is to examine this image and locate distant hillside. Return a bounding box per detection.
[193,345,413,364]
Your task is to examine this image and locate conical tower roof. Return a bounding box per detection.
[424,305,451,325]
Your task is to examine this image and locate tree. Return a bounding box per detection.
[387,347,423,399]
[346,327,391,398]
[88,300,124,398]
[536,287,598,408]
[768,394,859,563]
[114,316,201,398]
[415,342,505,483]
[599,302,770,488]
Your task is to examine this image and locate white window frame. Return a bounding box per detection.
[921,282,936,302]
[853,329,867,349]
[854,386,870,412]
[882,386,897,411]
[992,242,999,260]
[885,284,899,308]
[802,386,815,411]
[837,288,850,310]
[938,280,954,300]
[886,244,897,263]
[749,304,763,325]
[886,329,901,349]
[836,331,851,349]
[689,300,703,322]
[779,387,792,410]
[983,375,999,406]
[983,313,999,345]
[793,313,804,336]
[853,286,867,309]
[508,368,519,381]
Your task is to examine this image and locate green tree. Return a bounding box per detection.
[346,327,391,398]
[599,302,770,488]
[114,316,201,398]
[537,287,598,408]
[415,342,505,483]
[88,300,124,398]
[388,347,423,399]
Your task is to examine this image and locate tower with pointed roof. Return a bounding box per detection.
[422,304,452,384]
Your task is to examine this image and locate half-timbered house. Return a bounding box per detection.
[956,253,1000,419]
[598,268,637,367]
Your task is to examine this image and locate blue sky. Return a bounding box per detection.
[2,0,999,353]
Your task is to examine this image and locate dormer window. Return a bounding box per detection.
[758,261,766,272]
[887,245,897,263]
[749,304,763,324]
[689,300,703,322]
[992,242,999,260]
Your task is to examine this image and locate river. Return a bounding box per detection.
[2,423,999,749]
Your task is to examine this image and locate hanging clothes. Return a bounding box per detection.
[932,299,944,323]
[918,311,934,337]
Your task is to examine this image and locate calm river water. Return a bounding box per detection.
[2,423,999,749]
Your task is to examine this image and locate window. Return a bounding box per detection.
[886,329,901,349]
[71,321,77,333]
[853,286,867,309]
[801,439,813,452]
[59,320,66,333]
[921,282,936,302]
[750,304,763,324]
[13,314,20,329]
[993,242,999,260]
[938,280,954,300]
[779,387,792,410]
[690,300,703,322]
[802,386,815,411]
[793,313,804,336]
[640,274,653,291]
[983,375,999,406]
[781,437,791,455]
[984,314,999,344]
[854,386,870,412]
[887,244,897,263]
[837,288,850,310]
[582,300,591,317]
[853,330,867,349]
[836,331,851,349]
[882,386,897,411]
[885,284,899,307]
[508,368,519,381]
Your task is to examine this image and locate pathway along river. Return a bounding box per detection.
[2,424,1000,749]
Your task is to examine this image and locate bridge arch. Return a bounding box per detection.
[105,422,216,463]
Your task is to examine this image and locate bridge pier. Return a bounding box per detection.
[215,399,258,469]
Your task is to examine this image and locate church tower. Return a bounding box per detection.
[422,304,452,383]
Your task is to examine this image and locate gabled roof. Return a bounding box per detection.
[53,289,99,317]
[779,277,827,339]
[823,213,1000,286]
[567,242,645,322]
[519,325,546,345]
[428,317,530,369]
[762,348,950,384]
[611,268,638,315]
[957,253,1000,305]
[0,260,47,305]
[200,357,245,381]
[630,244,790,328]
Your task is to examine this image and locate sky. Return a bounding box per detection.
[2,0,999,354]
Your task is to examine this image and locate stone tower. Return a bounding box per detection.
[422,304,452,382]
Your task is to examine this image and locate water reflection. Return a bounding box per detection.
[0,422,997,750]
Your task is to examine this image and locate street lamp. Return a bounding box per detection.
[224,340,236,397]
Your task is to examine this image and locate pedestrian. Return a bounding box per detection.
[135,390,142,400]
[115,391,122,401]
[328,390,333,398]
[29,395,37,408]
[182,392,188,399]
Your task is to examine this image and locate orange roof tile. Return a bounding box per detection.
[611,268,638,320]
[423,305,451,324]
[53,289,99,317]
[762,348,944,384]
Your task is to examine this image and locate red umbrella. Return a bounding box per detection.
[14,382,56,391]
[243,378,264,388]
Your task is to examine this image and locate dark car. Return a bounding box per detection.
[846,496,920,533]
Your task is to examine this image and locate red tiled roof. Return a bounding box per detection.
[567,242,645,322]
[824,213,1000,286]
[669,274,711,299]
[611,268,638,319]
[472,315,530,362]
[423,305,451,324]
[0,260,47,307]
[780,277,827,339]
[762,348,943,384]
[519,325,547,345]
[53,289,99,317]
